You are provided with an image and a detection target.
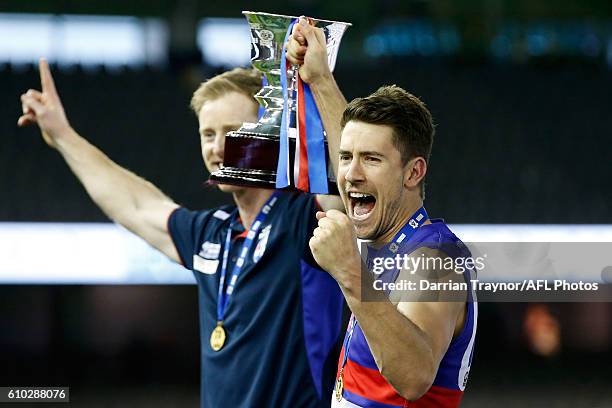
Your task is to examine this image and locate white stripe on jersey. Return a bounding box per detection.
[458,283,478,391]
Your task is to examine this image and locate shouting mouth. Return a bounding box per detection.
[348,191,376,221]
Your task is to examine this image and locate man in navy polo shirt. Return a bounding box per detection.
[18,20,349,407]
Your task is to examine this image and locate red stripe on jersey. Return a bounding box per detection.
[342,358,464,408]
[406,386,464,408]
[342,357,408,406]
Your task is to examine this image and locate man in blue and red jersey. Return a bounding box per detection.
[308,86,478,407]
[17,18,348,407]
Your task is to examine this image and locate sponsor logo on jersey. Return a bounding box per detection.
[193,255,219,275]
[200,241,221,260]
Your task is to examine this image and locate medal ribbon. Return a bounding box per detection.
[275,19,297,189]
[337,207,429,393]
[217,191,280,322]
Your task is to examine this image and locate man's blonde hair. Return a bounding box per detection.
[190,68,262,115]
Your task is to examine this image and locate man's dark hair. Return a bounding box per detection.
[340,85,435,197]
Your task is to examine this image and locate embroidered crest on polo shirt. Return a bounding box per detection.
[253,224,272,262]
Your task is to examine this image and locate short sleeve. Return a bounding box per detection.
[167,207,211,270]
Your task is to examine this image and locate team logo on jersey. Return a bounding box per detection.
[253,224,272,262]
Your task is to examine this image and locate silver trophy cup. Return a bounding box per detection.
[209,11,350,190]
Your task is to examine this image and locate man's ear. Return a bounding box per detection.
[403,157,427,190]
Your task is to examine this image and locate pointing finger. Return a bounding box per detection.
[39,58,58,98]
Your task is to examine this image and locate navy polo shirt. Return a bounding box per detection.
[168,191,344,408]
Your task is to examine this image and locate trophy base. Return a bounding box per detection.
[210,167,277,189]
[209,129,338,194]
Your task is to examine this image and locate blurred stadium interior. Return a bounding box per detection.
[1,0,611,406]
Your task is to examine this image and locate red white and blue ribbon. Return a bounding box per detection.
[257,75,268,120]
[276,20,329,194]
[275,19,296,189]
[297,74,328,194]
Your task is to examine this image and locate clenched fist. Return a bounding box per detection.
[285,17,332,85]
[309,210,362,291]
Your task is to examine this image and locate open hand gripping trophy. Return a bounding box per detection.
[209,11,350,194]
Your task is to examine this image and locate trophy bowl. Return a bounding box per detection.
[209,11,350,192]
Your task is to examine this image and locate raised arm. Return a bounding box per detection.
[286,18,347,211]
[18,58,180,263]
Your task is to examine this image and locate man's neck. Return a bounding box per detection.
[232,188,275,230]
[375,199,426,246]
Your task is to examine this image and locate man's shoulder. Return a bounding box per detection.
[406,220,470,257]
[207,205,236,222]
[413,219,456,243]
[170,204,236,234]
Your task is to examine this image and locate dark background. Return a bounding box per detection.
[1,0,611,406]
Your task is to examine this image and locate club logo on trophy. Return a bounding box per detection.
[209,11,351,194]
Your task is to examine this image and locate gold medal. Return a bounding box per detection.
[210,321,226,351]
[335,372,344,402]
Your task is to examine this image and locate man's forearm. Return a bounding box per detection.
[310,73,347,174]
[18,59,180,261]
[54,128,176,228]
[341,274,436,401]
